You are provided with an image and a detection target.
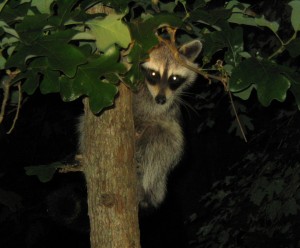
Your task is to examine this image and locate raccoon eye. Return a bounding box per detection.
[143,69,160,85]
[171,75,179,81]
[150,71,157,77]
[149,70,159,79]
[168,75,185,90]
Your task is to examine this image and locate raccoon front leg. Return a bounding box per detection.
[135,122,183,208]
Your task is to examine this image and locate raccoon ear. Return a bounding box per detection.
[179,40,202,62]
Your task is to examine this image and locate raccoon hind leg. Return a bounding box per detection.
[136,122,183,208]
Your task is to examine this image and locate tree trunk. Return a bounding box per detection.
[82,83,140,248]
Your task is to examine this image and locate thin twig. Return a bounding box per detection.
[0,76,10,124]
[227,87,248,142]
[268,31,297,60]
[58,155,83,173]
[7,83,22,134]
[58,164,84,173]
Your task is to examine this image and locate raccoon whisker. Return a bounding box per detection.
[174,95,199,117]
[176,92,198,110]
[177,91,195,98]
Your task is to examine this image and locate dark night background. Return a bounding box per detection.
[0,74,246,248]
[1,0,300,247]
[2,77,299,248]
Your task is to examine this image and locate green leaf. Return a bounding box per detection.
[227,2,279,33]
[0,52,6,69]
[19,57,59,94]
[0,0,9,12]
[128,13,183,52]
[0,2,31,23]
[0,20,19,38]
[38,44,85,78]
[223,26,244,66]
[255,16,279,34]
[22,69,39,95]
[25,162,62,183]
[289,1,300,31]
[286,38,300,58]
[230,58,291,106]
[228,12,256,27]
[72,31,96,41]
[56,0,79,25]
[40,70,60,94]
[124,42,147,88]
[122,61,142,89]
[202,26,243,66]
[202,31,226,64]
[6,30,86,77]
[15,14,49,43]
[160,2,177,13]
[60,45,125,113]
[90,0,131,12]
[233,84,255,100]
[87,14,131,51]
[31,0,53,14]
[127,42,148,63]
[189,8,231,29]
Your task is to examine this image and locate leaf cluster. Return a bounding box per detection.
[1,0,300,116]
[188,109,300,248]
[190,0,300,109]
[0,0,129,114]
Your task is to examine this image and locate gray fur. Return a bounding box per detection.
[134,40,202,208]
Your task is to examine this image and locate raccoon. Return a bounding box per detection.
[134,39,202,208]
[78,39,202,208]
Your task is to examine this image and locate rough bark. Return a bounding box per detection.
[82,83,140,248]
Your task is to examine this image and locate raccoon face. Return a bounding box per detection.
[141,40,202,105]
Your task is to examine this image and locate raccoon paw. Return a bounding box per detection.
[139,190,154,207]
[139,188,166,209]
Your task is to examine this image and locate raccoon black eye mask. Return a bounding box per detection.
[141,67,187,91]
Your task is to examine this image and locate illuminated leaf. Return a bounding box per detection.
[31,0,53,14]
[87,14,131,51]
[230,58,291,106]
[289,1,300,31]
[60,45,125,113]
[6,30,86,77]
[227,1,279,33]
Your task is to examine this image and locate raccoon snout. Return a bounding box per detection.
[155,95,166,105]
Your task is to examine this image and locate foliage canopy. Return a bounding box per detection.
[0,0,300,116]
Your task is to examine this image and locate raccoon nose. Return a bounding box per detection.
[155,95,166,105]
